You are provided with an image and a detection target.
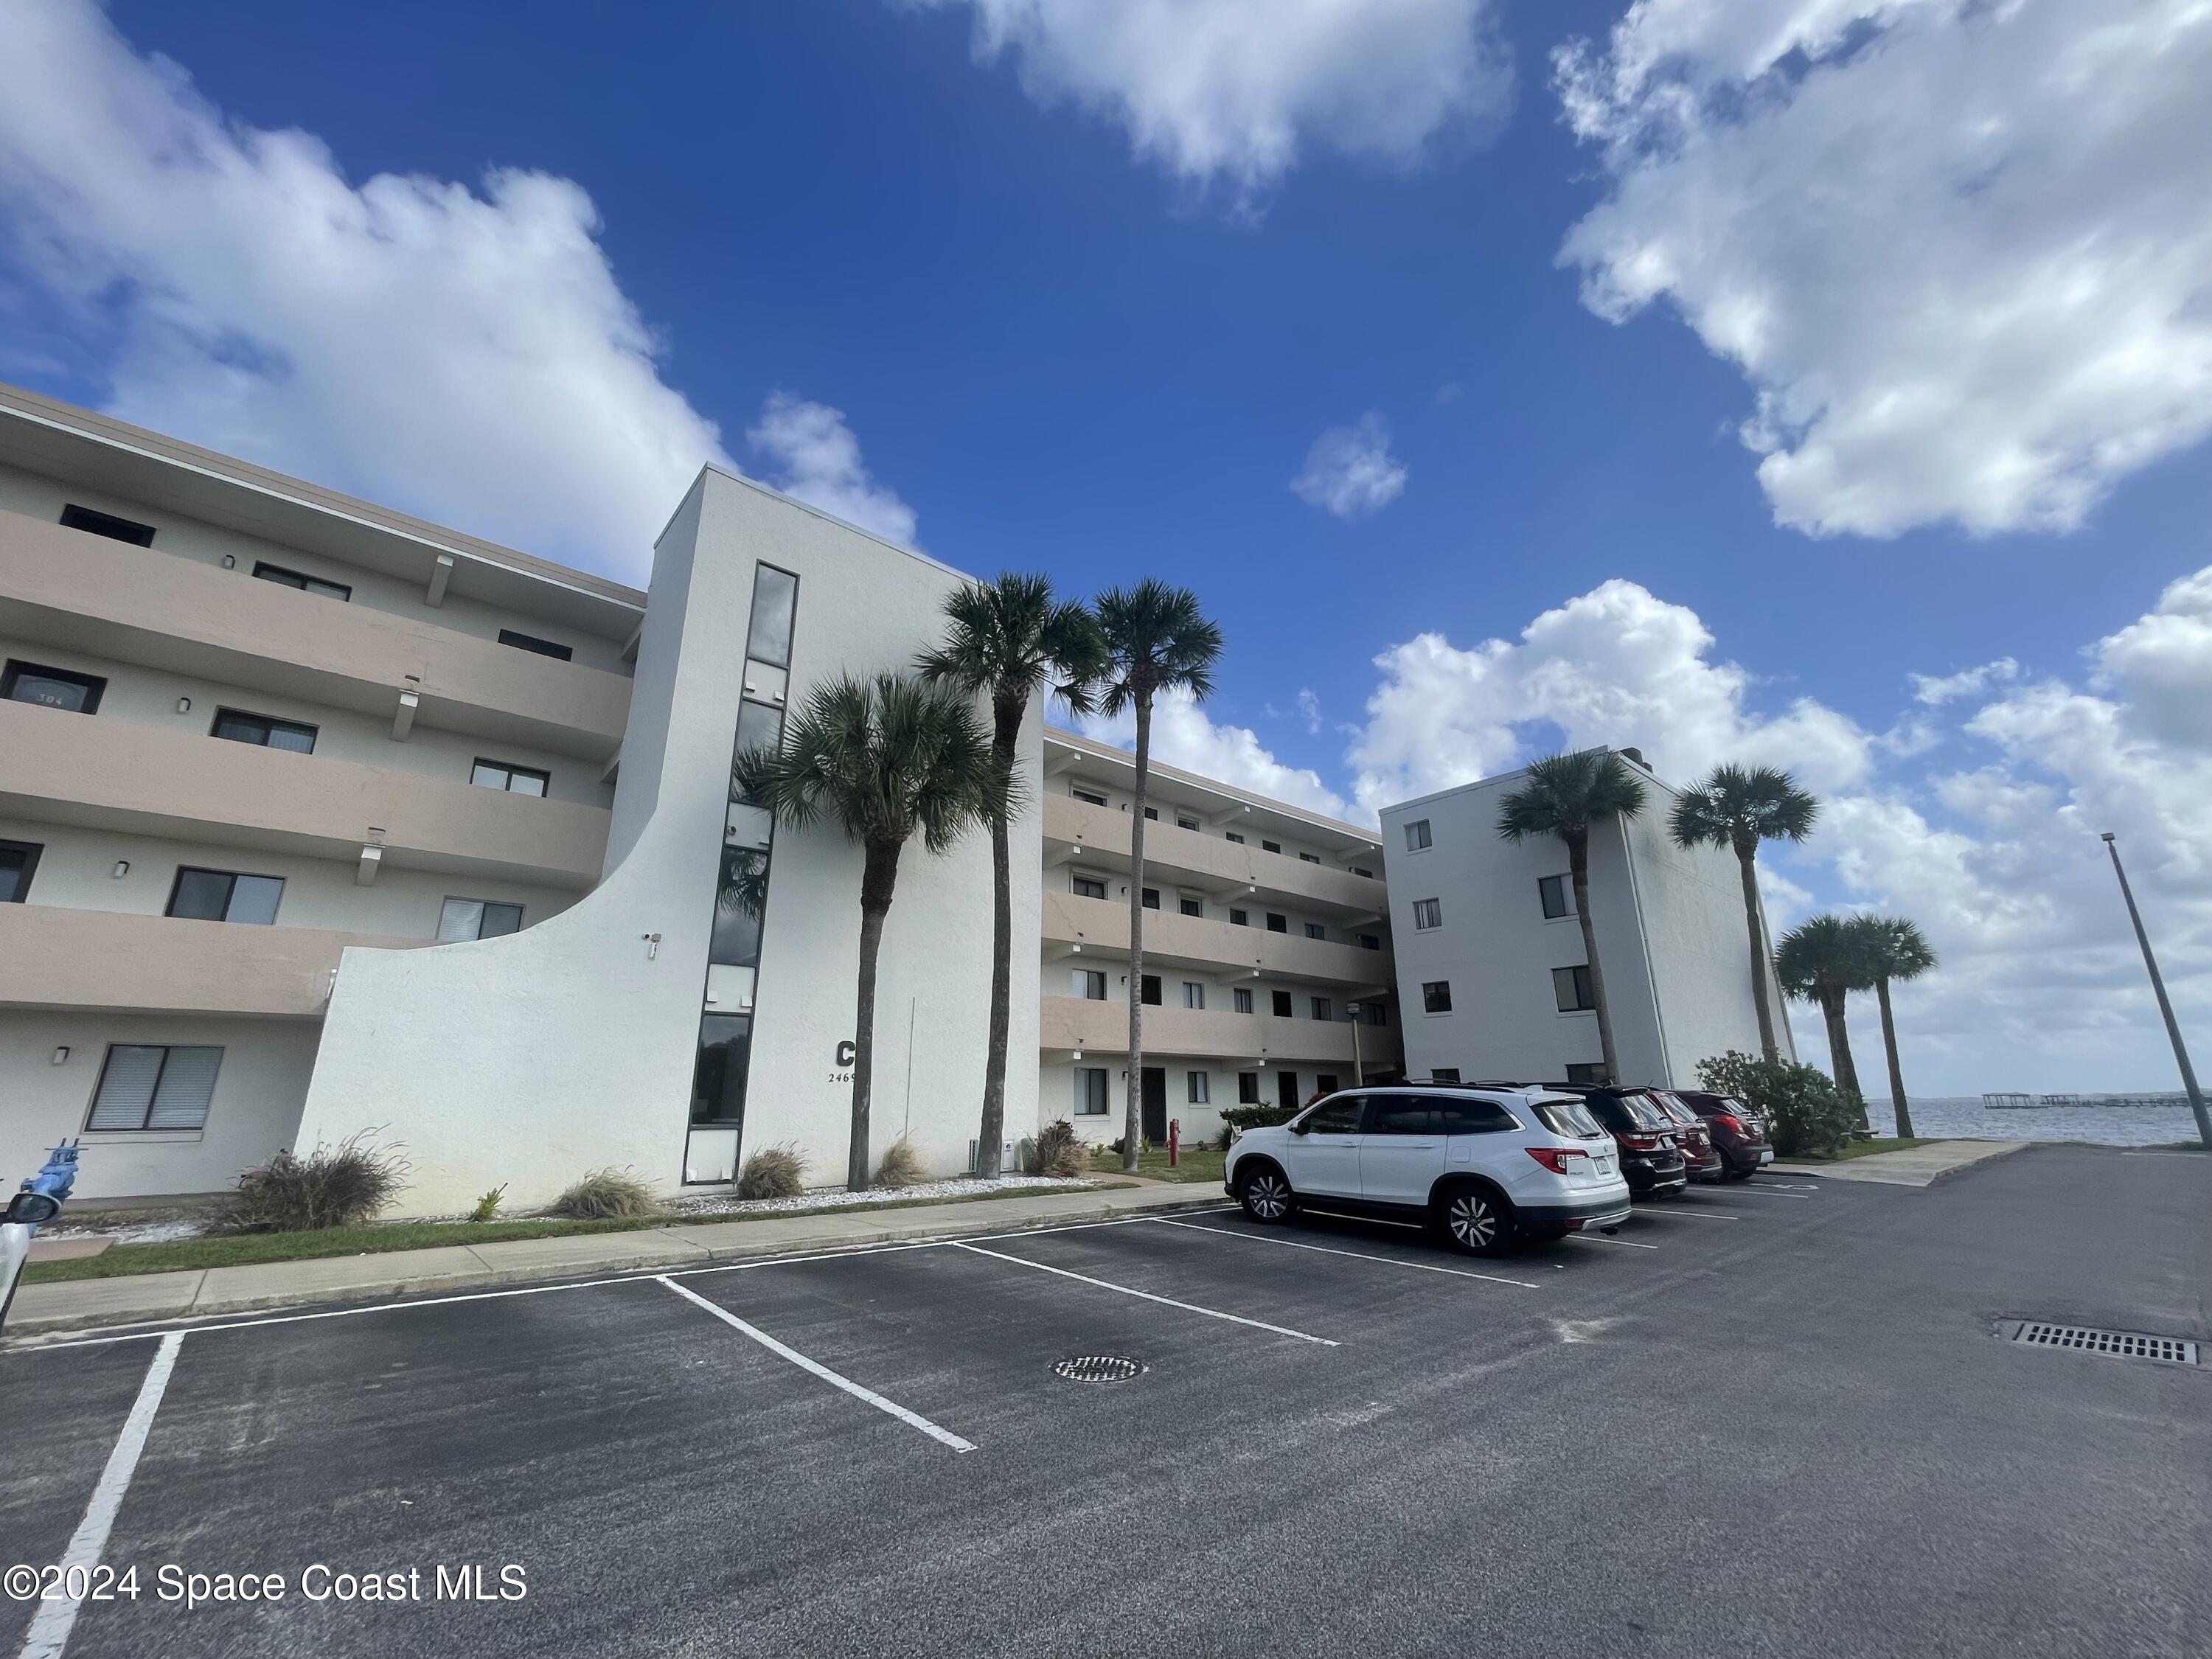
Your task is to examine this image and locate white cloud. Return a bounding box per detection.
[1295,688,1323,734]
[0,1,731,581]
[902,0,1511,197]
[1077,686,1359,824]
[1910,658,2019,706]
[2093,567,2212,748]
[1290,412,1408,519]
[1556,0,2212,539]
[745,393,919,549]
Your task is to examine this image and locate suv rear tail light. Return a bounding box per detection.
[1711,1113,1744,1134]
[1526,1147,1590,1175]
[1618,1133,1660,1151]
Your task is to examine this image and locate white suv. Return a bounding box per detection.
[1224,1085,1632,1256]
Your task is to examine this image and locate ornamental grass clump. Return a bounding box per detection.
[737,1144,807,1200]
[217,1133,409,1234]
[547,1167,662,1220]
[872,1136,925,1189]
[1033,1119,1088,1179]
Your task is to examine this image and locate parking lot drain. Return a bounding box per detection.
[1053,1354,1145,1384]
[2000,1321,2199,1366]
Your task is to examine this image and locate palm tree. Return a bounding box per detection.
[1496,750,1649,1084]
[734,672,1010,1190]
[1093,580,1224,1173]
[1668,763,1819,1062]
[1775,914,1876,1121]
[917,574,1107,1179]
[1852,915,1937,1138]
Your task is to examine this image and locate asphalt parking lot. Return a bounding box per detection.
[3,1144,2206,1658]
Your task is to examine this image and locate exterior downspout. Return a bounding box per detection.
[1616,810,1673,1087]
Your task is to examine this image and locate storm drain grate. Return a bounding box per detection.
[2000,1321,2199,1366]
[1053,1354,1145,1384]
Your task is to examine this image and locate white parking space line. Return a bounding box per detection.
[20,1331,183,1659]
[1631,1206,1739,1220]
[1711,1186,1814,1200]
[951,1242,1340,1346]
[655,1277,975,1453]
[1148,1217,1543,1290]
[1565,1233,1659,1250]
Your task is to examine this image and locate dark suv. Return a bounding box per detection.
[1651,1091,1725,1183]
[1669,1091,1774,1179]
[1548,1085,1689,1198]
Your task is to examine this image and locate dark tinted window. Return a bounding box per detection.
[1366,1095,1436,1134]
[1434,1097,1521,1134]
[1539,874,1572,919]
[1270,990,1293,1018]
[212,709,317,754]
[1141,888,1160,910]
[1300,1096,1366,1135]
[1583,1094,1633,1133]
[3,661,105,714]
[498,628,574,661]
[1623,1093,1673,1129]
[252,561,350,600]
[167,867,283,925]
[1534,1099,1608,1139]
[1422,980,1453,1014]
[60,504,156,546]
[0,840,41,902]
[1266,913,1288,933]
[1140,974,1162,1006]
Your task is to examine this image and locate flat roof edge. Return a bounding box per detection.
[1044,726,1382,844]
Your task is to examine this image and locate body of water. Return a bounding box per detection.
[1866,1096,2203,1147]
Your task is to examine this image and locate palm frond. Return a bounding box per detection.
[1668,762,1820,853]
[1093,578,1225,712]
[1775,914,1878,998]
[1495,748,1649,843]
[1854,914,1937,981]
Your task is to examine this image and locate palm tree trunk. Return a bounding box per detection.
[1569,830,1621,1083]
[850,839,903,1191]
[1877,975,1913,1138]
[1736,844,1778,1062]
[975,692,1023,1181]
[1124,692,1152,1174]
[1821,990,1864,1116]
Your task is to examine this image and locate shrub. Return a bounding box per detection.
[217,1133,409,1234]
[737,1144,806,1200]
[873,1136,925,1189]
[549,1167,663,1219]
[1220,1103,1299,1135]
[469,1185,506,1224]
[1034,1119,1088,1178]
[1696,1051,1860,1157]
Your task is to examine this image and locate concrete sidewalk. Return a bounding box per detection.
[1770,1139,2030,1187]
[4,1180,1234,1340]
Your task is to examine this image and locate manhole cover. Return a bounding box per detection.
[1052,1354,1144,1384]
[2000,1320,2199,1366]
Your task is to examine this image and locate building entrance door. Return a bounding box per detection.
[1141,1068,1167,1145]
[1276,1070,1301,1110]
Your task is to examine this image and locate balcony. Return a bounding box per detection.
[1040,995,1400,1069]
[1044,793,1385,918]
[1042,890,1393,989]
[0,509,629,760]
[0,902,426,1018]
[1,698,608,888]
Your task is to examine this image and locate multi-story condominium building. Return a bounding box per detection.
[1038,728,1402,1147]
[1378,748,1792,1090]
[0,383,1032,1213]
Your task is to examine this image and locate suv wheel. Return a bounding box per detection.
[1438,1185,1514,1256]
[1237,1164,1295,1225]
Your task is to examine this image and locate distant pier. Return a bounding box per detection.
[1982,1091,2193,1110]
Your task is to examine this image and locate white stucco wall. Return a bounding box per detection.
[292,468,1040,1215]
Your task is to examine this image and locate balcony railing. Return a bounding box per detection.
[1040,995,1400,1068]
[1042,889,1391,987]
[1044,793,1384,917]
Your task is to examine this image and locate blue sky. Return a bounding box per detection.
[3,1,2209,1094]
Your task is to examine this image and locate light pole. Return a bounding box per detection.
[2101,832,2211,1148]
[1346,1004,1365,1088]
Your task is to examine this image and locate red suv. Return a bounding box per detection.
[1669,1091,1774,1180]
[1651,1092,1725,1183]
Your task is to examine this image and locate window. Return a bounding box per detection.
[1298,852,1321,865]
[1368,1096,1436,1134]
[1073,787,1107,807]
[252,561,350,601]
[1183,981,1206,1010]
[1179,894,1202,917]
[1265,913,1287,933]
[1362,1002,1390,1027]
[1237,1071,1262,1105]
[1300,1094,1362,1133]
[710,848,768,968]
[1074,968,1106,1000]
[1430,1067,1462,1084]
[1262,840,1282,855]
[1177,814,1201,832]
[1186,1071,1210,1105]
[212,709,317,754]
[1270,990,1293,1018]
[1140,975,1162,1006]
[1553,965,1597,1013]
[0,840,42,902]
[1436,1098,1520,1134]
[1315,1074,1340,1096]
[1564,1062,1610,1086]
[745,563,798,669]
[471,759,549,796]
[498,628,573,661]
[1422,980,1453,1015]
[1539,874,1574,919]
[60,503,156,546]
[1537,1096,1607,1137]
[1143,806,1158,821]
[1304,922,1326,940]
[167,867,284,925]
[1310,996,1332,1022]
[1405,818,1432,851]
[692,1014,752,1126]
[1411,897,1442,931]
[1358,933,1381,950]
[3,660,105,714]
[86,1044,222,1132]
[1229,908,1249,927]
[1352,866,1374,880]
[1074,874,1107,900]
[1075,1067,1110,1116]
[1225,832,1245,845]
[1141,887,1160,910]
[730,700,785,805]
[438,898,524,942]
[1233,987,1253,1014]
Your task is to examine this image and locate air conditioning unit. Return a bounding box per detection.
[966,1138,1020,1175]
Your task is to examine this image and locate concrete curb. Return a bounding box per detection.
[1769,1139,2032,1188]
[3,1184,1234,1341]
